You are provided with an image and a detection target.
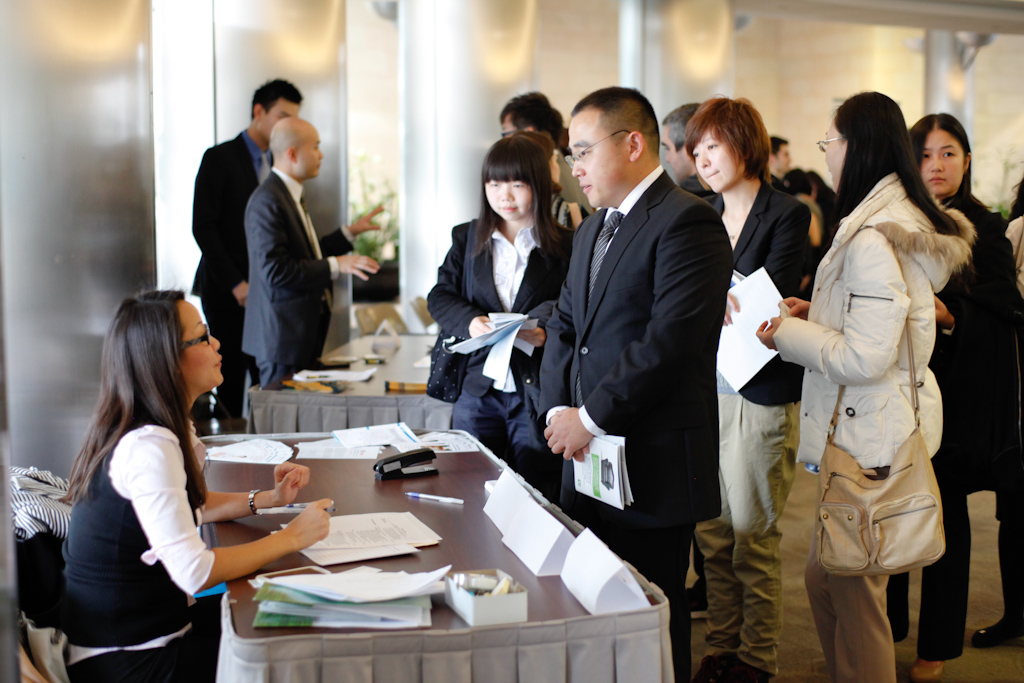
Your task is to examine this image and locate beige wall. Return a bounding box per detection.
[347,6,1024,213]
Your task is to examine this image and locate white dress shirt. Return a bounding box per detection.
[549,165,665,436]
[273,168,356,279]
[490,226,537,392]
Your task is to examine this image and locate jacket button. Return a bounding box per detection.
[581,346,589,355]
[846,407,855,417]
[524,377,533,384]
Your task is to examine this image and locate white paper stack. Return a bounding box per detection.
[206,439,293,465]
[331,422,420,448]
[253,565,449,629]
[294,512,442,566]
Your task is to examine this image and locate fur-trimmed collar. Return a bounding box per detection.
[872,209,975,280]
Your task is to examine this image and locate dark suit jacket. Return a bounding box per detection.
[711,182,810,405]
[242,173,352,366]
[192,133,258,298]
[679,173,715,199]
[427,222,572,414]
[539,171,733,529]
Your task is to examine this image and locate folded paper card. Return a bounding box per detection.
[502,497,574,576]
[560,529,649,615]
[482,469,534,536]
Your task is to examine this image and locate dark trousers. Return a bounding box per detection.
[68,595,220,683]
[255,303,331,388]
[453,386,561,502]
[888,463,972,660]
[590,517,694,681]
[201,290,257,418]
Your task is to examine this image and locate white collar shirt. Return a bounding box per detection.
[603,164,665,231]
[489,226,538,392]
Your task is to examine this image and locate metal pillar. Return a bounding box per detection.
[620,0,735,123]
[925,30,972,137]
[397,0,537,331]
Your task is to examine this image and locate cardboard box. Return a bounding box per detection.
[444,569,528,626]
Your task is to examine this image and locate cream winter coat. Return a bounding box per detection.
[774,173,974,468]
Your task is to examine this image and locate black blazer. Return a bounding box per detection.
[427,222,572,407]
[711,182,810,405]
[192,133,259,298]
[540,171,733,528]
[679,173,716,199]
[242,173,352,366]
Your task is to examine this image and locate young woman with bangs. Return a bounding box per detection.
[428,135,573,502]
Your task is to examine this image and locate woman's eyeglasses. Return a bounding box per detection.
[817,137,843,153]
[181,332,210,350]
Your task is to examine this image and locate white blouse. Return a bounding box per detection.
[490,226,538,392]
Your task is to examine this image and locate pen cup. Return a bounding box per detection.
[445,569,527,626]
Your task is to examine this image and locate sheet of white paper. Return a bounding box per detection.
[296,441,381,460]
[303,512,441,550]
[294,368,377,382]
[271,565,451,603]
[502,498,575,576]
[393,431,480,454]
[482,470,534,535]
[299,544,419,566]
[413,354,431,369]
[573,435,627,510]
[206,439,293,464]
[560,529,649,615]
[332,422,419,447]
[447,316,524,354]
[716,267,782,391]
[482,325,518,382]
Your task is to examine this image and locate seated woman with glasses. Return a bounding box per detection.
[684,96,810,683]
[62,291,332,683]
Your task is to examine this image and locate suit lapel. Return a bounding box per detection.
[472,243,504,312]
[232,134,260,189]
[511,249,549,312]
[581,175,672,334]
[731,181,772,264]
[269,175,315,259]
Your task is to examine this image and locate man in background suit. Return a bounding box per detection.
[500,92,593,213]
[662,102,715,199]
[192,79,302,417]
[769,136,791,192]
[540,87,733,679]
[243,118,380,387]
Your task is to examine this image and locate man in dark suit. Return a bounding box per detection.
[243,118,380,387]
[540,87,733,679]
[192,79,302,417]
[769,136,791,193]
[662,102,715,199]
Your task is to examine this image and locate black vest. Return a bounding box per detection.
[62,454,191,647]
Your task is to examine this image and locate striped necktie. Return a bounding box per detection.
[577,209,623,406]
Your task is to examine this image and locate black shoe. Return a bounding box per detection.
[972,618,1024,648]
[688,586,709,619]
[721,661,771,683]
[691,654,736,683]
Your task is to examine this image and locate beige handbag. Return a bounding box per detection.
[815,325,945,576]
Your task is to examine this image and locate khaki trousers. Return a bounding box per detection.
[805,537,897,683]
[695,395,798,675]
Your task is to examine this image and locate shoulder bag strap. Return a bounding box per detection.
[463,220,476,304]
[828,256,921,444]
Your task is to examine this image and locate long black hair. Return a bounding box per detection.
[909,113,984,212]
[831,92,957,236]
[474,135,569,260]
[66,291,206,508]
[1010,172,1024,222]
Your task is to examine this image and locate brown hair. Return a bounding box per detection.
[66,291,207,509]
[684,96,772,185]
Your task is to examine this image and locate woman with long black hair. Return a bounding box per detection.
[885,113,1024,682]
[756,92,974,683]
[62,291,331,683]
[428,134,573,501]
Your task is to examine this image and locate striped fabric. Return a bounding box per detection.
[10,467,71,540]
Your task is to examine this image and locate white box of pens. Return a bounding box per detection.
[445,569,527,626]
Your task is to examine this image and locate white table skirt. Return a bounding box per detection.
[215,588,674,683]
[248,391,453,434]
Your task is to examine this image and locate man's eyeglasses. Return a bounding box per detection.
[817,136,843,153]
[181,332,210,351]
[565,130,629,169]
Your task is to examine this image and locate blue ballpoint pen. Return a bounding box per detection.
[405,492,464,505]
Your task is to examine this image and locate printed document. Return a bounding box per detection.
[717,268,782,390]
[302,512,441,550]
[572,435,632,510]
[332,422,420,448]
[206,439,293,465]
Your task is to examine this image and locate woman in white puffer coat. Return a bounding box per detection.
[756,92,974,683]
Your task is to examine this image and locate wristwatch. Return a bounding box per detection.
[248,489,261,515]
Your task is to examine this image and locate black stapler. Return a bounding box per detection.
[373,447,438,480]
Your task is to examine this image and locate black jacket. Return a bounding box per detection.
[711,182,810,405]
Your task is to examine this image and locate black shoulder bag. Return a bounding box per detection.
[426,224,476,402]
